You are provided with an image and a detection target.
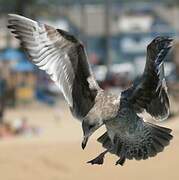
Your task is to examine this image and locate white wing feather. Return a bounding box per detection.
[8,14,74,106]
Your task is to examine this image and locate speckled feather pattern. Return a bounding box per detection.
[85,90,120,123]
[7,14,173,166]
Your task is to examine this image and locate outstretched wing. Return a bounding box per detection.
[123,36,173,121]
[8,14,101,118]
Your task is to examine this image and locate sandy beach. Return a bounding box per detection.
[0,100,179,180]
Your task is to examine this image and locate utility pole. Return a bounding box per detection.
[15,0,32,16]
[80,0,87,46]
[105,0,111,75]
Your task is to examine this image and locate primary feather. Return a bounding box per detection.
[123,37,172,121]
[8,14,100,119]
[8,14,173,166]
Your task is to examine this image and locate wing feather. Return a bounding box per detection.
[123,36,172,121]
[8,14,100,118]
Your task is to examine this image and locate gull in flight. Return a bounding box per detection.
[8,14,173,166]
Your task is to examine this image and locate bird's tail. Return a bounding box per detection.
[97,123,173,161]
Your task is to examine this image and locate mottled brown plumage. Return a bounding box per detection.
[8,14,173,166]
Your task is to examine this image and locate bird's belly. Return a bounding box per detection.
[105,106,139,140]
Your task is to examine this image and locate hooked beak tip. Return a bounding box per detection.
[81,142,86,150]
[81,137,88,150]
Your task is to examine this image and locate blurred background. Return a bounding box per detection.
[0,0,179,180]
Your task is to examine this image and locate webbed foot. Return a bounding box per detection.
[87,150,108,165]
[115,156,126,166]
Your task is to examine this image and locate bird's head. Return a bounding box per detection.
[149,36,173,53]
[81,118,103,149]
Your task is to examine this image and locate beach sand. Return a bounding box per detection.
[0,100,179,180]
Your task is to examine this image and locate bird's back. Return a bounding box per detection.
[84,90,121,122]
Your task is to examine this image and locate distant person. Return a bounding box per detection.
[0,74,7,123]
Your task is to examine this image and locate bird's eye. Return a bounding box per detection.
[89,124,95,130]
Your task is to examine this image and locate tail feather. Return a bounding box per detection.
[97,123,173,161]
[148,122,172,133]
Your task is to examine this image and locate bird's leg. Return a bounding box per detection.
[87,150,109,165]
[115,156,126,166]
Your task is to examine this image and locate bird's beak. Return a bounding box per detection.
[81,136,89,150]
